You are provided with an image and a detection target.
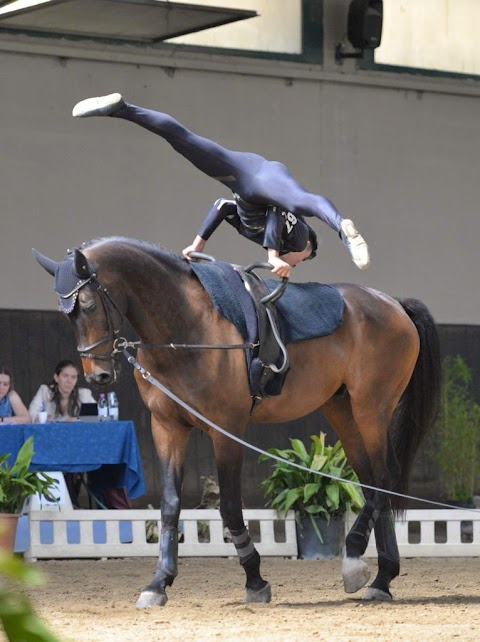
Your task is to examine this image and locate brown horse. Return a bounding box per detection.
[33,237,441,607]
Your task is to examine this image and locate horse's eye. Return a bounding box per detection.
[80,299,97,313]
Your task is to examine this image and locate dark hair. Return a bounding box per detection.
[49,360,80,418]
[307,226,318,260]
[0,365,13,393]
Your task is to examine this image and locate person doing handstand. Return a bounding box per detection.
[72,93,370,278]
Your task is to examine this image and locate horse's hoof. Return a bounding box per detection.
[246,582,272,603]
[342,557,371,593]
[136,590,168,608]
[363,587,392,601]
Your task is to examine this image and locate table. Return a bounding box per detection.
[0,421,145,499]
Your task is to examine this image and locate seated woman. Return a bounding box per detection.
[28,359,95,423]
[29,360,130,509]
[0,365,31,424]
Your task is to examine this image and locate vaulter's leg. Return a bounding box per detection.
[72,93,266,189]
[136,417,190,608]
[213,433,271,603]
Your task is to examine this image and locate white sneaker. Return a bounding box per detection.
[341,219,370,270]
[72,93,124,118]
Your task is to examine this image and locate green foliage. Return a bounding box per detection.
[0,437,58,514]
[0,551,64,642]
[433,355,480,503]
[259,433,365,540]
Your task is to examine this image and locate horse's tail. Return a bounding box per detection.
[390,298,442,511]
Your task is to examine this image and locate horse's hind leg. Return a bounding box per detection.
[322,397,400,598]
[136,417,190,608]
[363,508,399,601]
[214,434,271,603]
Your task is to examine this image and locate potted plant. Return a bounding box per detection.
[0,437,57,551]
[432,355,480,507]
[259,432,365,559]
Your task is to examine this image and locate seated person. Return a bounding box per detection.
[28,359,95,422]
[0,365,31,424]
[28,360,130,510]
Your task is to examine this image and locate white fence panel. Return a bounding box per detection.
[25,508,480,561]
[25,508,297,561]
[347,509,480,558]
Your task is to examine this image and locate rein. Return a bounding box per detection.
[75,256,286,365]
[75,276,258,363]
[112,338,258,352]
[121,346,480,515]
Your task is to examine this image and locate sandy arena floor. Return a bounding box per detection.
[14,556,480,642]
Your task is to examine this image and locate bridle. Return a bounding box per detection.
[62,273,124,367]
[68,271,258,378]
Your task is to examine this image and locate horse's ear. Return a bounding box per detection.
[73,248,93,277]
[32,248,58,276]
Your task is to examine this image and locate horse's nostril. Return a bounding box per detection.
[96,371,113,384]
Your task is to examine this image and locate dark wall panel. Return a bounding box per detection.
[1,309,479,508]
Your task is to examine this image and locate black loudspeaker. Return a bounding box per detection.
[347,0,383,49]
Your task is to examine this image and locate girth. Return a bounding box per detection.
[233,264,290,411]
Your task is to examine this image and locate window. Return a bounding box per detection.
[374,0,480,77]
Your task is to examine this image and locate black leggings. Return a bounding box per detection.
[112,103,344,233]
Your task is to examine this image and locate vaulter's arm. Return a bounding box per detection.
[182,198,237,259]
[264,206,292,278]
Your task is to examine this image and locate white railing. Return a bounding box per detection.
[24,508,480,561]
[24,508,297,561]
[347,509,480,558]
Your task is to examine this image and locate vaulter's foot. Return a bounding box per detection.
[72,93,124,118]
[340,219,370,269]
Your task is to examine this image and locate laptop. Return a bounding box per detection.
[78,402,99,422]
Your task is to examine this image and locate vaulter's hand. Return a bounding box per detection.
[268,256,292,279]
[182,235,206,260]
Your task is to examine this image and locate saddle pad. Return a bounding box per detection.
[190,262,344,345]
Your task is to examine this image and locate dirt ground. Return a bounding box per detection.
[13,556,480,642]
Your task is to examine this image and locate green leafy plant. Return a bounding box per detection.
[259,432,365,541]
[0,437,58,514]
[0,551,64,642]
[433,355,480,504]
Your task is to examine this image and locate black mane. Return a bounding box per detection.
[80,236,190,273]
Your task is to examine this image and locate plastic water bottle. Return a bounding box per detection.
[107,391,119,421]
[98,393,108,421]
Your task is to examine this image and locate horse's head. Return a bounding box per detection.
[33,245,124,386]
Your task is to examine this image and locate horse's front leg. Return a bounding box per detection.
[136,417,190,608]
[214,435,271,603]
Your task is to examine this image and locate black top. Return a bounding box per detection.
[198,197,309,254]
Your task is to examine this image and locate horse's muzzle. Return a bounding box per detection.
[83,358,119,387]
[88,370,115,386]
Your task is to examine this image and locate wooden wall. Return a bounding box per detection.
[1,309,479,508]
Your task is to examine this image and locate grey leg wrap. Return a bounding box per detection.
[230,526,256,564]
